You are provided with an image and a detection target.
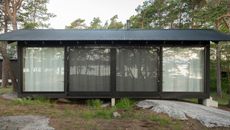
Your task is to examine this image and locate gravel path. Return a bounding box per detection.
[137,100,230,128]
[0,115,54,130]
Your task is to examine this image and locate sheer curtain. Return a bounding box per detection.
[163,47,204,92]
[23,47,64,92]
[69,47,110,92]
[116,48,158,92]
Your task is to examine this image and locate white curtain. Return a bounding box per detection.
[163,47,204,92]
[23,47,64,92]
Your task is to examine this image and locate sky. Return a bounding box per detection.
[47,0,145,29]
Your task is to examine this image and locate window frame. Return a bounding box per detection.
[162,47,205,92]
[18,42,67,97]
[22,47,65,92]
[115,46,159,92]
[17,41,210,99]
[68,46,112,92]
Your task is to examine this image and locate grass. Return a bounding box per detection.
[12,96,52,106]
[81,98,136,120]
[86,99,103,109]
[183,92,230,106]
[115,98,135,110]
[149,115,172,125]
[211,92,230,105]
[0,87,228,129]
[81,109,114,119]
[0,87,12,94]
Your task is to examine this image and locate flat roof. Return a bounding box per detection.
[0,29,230,42]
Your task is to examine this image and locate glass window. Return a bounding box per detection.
[116,47,158,92]
[69,47,110,92]
[163,47,204,92]
[23,47,64,92]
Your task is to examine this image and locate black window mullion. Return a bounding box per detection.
[65,46,69,96]
[158,46,163,96]
[110,48,116,96]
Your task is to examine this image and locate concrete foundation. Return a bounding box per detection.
[203,97,218,107]
[111,98,115,107]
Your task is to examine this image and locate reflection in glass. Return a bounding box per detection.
[163,47,204,92]
[69,47,110,91]
[116,48,158,92]
[23,47,64,92]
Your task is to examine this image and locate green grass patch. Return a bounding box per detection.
[149,114,182,130]
[149,115,171,126]
[12,96,52,106]
[115,98,135,110]
[183,92,230,106]
[81,109,114,119]
[211,92,230,105]
[0,87,12,94]
[86,99,103,109]
[183,98,198,104]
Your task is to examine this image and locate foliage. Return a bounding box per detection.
[211,92,230,105]
[86,99,103,109]
[19,0,56,29]
[184,91,230,106]
[107,15,123,29]
[129,0,228,29]
[65,18,87,29]
[115,98,135,110]
[66,15,124,29]
[88,17,103,29]
[12,96,52,106]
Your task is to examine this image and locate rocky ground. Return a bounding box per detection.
[137,100,230,128]
[0,115,54,130]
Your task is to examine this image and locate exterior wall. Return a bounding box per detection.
[17,40,210,99]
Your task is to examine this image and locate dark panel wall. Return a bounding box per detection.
[0,59,18,79]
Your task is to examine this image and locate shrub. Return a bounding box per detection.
[87,99,103,109]
[115,98,135,110]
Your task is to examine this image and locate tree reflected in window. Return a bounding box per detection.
[163,47,204,92]
[116,47,158,92]
[69,47,110,91]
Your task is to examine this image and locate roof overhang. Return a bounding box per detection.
[0,29,230,43]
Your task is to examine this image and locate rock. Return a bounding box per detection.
[57,98,71,103]
[113,112,121,118]
[1,93,18,100]
[0,115,54,130]
[137,100,230,128]
[101,103,110,108]
[203,97,218,107]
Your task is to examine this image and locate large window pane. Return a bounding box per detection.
[163,47,204,92]
[116,48,158,92]
[69,47,110,91]
[23,47,64,92]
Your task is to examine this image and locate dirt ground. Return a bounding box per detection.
[0,96,230,130]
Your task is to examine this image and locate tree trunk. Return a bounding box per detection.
[1,0,22,92]
[216,43,222,97]
[0,42,17,92]
[1,17,9,88]
[1,45,9,88]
